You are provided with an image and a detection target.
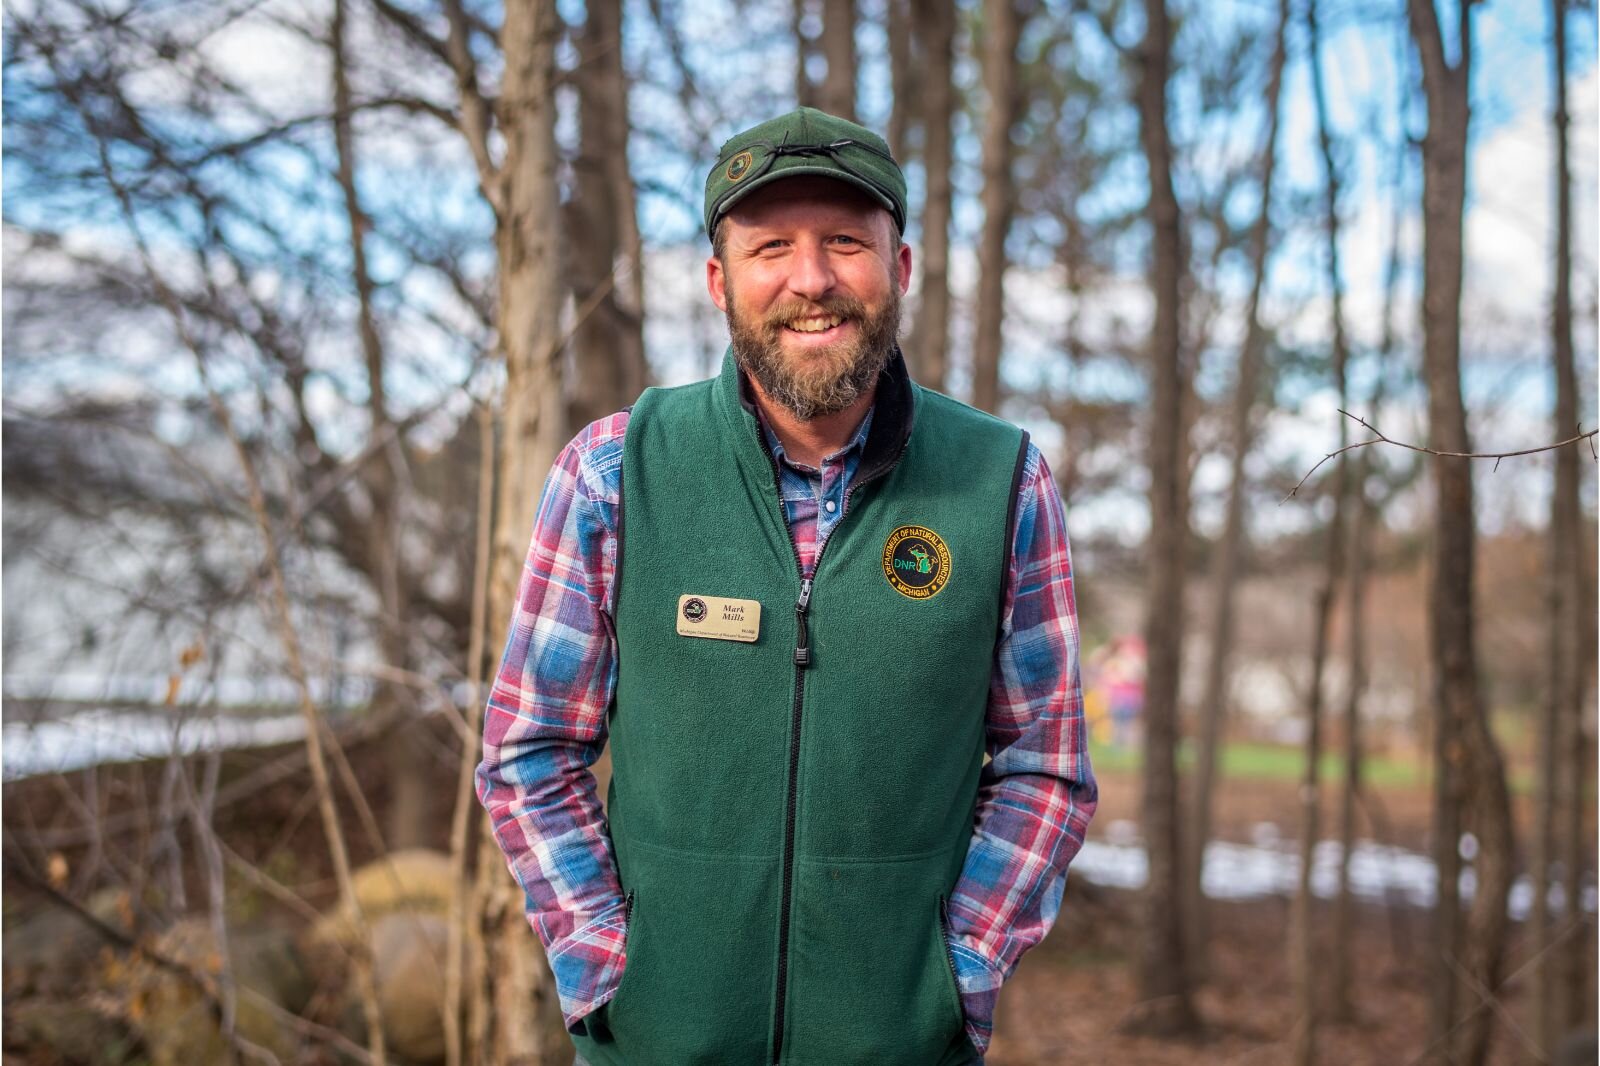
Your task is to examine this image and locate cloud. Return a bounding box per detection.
[1467,62,1599,314]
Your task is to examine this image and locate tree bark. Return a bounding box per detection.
[794,0,819,109]
[1541,0,1593,1044]
[908,0,956,392]
[1292,2,1354,1059]
[1407,4,1515,1063]
[567,0,648,431]
[972,0,1022,415]
[446,405,496,1066]
[482,1,570,1060]
[886,0,916,164]
[331,0,427,851]
[1186,0,1287,984]
[1332,116,1407,1028]
[818,0,857,119]
[1127,0,1198,1035]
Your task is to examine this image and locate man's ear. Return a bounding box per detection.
[707,254,728,312]
[896,241,913,296]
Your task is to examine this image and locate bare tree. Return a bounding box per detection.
[1187,0,1288,981]
[794,0,820,108]
[1406,3,1516,1063]
[1291,2,1356,1059]
[328,0,432,854]
[886,0,917,163]
[483,2,571,1059]
[792,0,854,117]
[972,0,1024,414]
[567,0,648,430]
[1533,0,1592,1053]
[819,0,858,119]
[1128,0,1199,1034]
[908,0,957,392]
[367,0,576,1056]
[1332,113,1409,1025]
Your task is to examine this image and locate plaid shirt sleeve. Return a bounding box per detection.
[475,411,632,1035]
[944,443,1099,1056]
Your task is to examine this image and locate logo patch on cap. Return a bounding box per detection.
[726,150,754,182]
[882,525,951,600]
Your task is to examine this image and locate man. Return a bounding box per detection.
[477,107,1097,1066]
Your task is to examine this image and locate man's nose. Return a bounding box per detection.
[785,240,836,301]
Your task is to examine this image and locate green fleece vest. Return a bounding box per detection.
[574,352,1026,1066]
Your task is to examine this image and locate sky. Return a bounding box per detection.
[5,0,1596,539]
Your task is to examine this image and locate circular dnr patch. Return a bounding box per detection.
[882,525,951,600]
[725,150,754,182]
[682,597,707,623]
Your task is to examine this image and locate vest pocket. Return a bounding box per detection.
[782,857,969,1064]
[939,893,985,1059]
[599,846,779,1065]
[937,894,966,1028]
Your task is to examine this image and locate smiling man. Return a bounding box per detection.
[477,108,1098,1066]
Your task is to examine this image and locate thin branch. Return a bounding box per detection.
[1283,409,1599,502]
[444,0,503,212]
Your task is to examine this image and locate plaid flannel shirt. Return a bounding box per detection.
[477,392,1097,1056]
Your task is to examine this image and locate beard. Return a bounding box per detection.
[725,278,901,422]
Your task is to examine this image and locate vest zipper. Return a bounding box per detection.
[757,421,906,1065]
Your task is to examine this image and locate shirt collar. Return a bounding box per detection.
[757,404,875,472]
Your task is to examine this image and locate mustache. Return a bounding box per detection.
[761,294,868,328]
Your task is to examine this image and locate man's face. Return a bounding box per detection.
[707,177,913,421]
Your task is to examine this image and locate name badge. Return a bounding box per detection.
[676,594,761,643]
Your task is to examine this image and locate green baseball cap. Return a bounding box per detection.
[703,107,908,238]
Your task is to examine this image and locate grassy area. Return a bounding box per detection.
[1088,737,1426,790]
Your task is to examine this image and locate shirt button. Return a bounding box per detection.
[824,499,837,513]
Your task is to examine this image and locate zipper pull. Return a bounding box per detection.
[794,577,813,668]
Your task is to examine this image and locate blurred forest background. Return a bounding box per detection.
[2,0,1597,1063]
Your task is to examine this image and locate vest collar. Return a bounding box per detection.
[716,345,917,492]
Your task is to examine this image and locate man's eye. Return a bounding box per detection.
[831,235,860,245]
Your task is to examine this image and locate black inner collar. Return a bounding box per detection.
[734,347,916,487]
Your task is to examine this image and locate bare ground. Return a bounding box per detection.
[3,718,1593,1065]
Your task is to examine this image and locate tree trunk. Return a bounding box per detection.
[908,0,955,392]
[818,0,857,119]
[886,0,916,164]
[1530,0,1570,1045]
[972,0,1022,415]
[446,406,496,1066]
[331,0,426,851]
[568,0,647,431]
[1544,0,1593,1042]
[1332,118,1407,1028]
[794,0,819,109]
[483,1,570,1061]
[1293,2,1354,1058]
[1126,0,1198,1035]
[1186,0,1287,986]
[1407,4,1515,1063]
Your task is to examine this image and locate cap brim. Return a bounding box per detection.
[710,164,901,234]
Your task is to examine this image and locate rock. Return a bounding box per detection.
[371,911,455,1064]
[302,851,466,1065]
